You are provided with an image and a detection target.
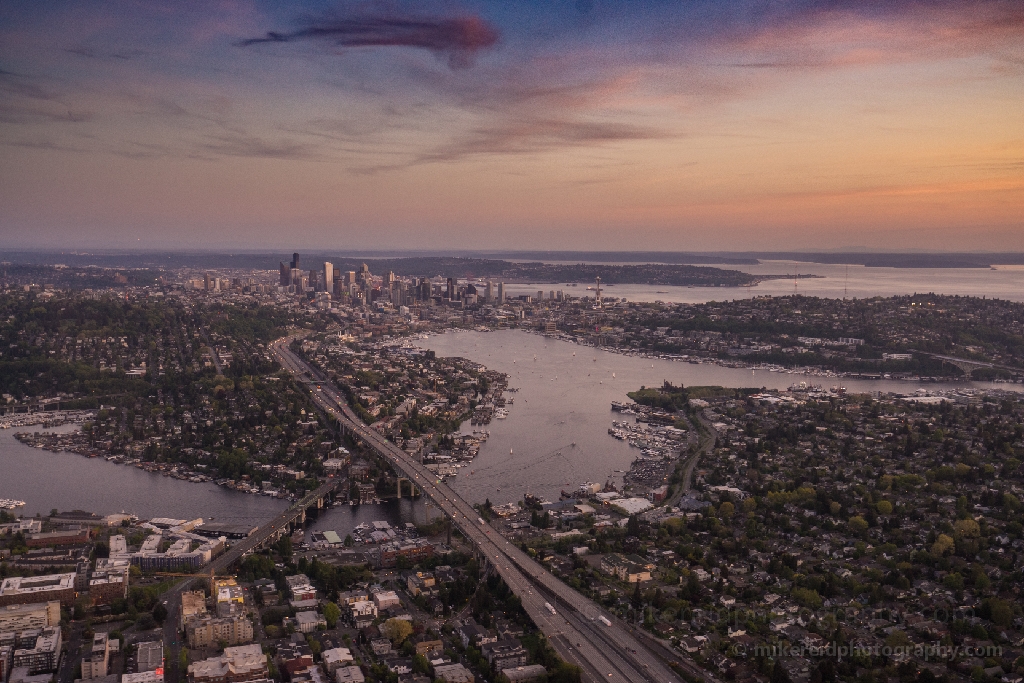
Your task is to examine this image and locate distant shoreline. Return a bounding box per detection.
[2,250,1022,270]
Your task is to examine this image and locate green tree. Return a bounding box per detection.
[323,602,341,628]
[380,617,413,645]
[631,582,643,610]
[412,654,430,675]
[848,516,868,534]
[986,599,1012,628]
[275,535,293,560]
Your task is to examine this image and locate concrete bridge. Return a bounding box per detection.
[921,352,1018,377]
[270,334,712,683]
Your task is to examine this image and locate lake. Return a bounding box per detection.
[418,329,1009,505]
[0,424,288,525]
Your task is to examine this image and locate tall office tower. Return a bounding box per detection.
[358,263,370,282]
[279,262,289,286]
[308,270,319,291]
[497,282,504,303]
[203,273,211,291]
[291,253,300,270]
[323,262,334,293]
[419,278,431,302]
[385,270,395,285]
[345,271,356,286]
[446,278,455,300]
[485,280,493,303]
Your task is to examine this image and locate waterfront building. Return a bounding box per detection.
[371,539,433,568]
[0,574,76,608]
[26,528,91,547]
[131,535,223,571]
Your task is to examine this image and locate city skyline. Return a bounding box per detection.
[1,1,1022,251]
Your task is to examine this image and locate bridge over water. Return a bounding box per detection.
[270,334,712,683]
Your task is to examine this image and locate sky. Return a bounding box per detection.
[0,1,1022,252]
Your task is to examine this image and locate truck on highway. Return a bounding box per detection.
[545,602,557,615]
[598,615,611,626]
[478,517,486,525]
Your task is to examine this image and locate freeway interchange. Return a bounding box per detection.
[270,333,716,683]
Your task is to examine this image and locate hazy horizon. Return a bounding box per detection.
[2,1,1022,251]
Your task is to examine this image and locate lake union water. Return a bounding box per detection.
[0,424,289,524]
[418,329,1011,505]
[0,424,427,533]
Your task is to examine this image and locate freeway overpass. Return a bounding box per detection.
[271,334,716,683]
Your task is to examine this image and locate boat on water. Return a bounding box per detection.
[0,499,27,510]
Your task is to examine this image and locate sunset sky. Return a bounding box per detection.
[1,1,1022,252]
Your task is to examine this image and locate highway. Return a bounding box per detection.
[270,333,716,683]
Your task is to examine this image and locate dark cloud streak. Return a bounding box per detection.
[237,14,499,68]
